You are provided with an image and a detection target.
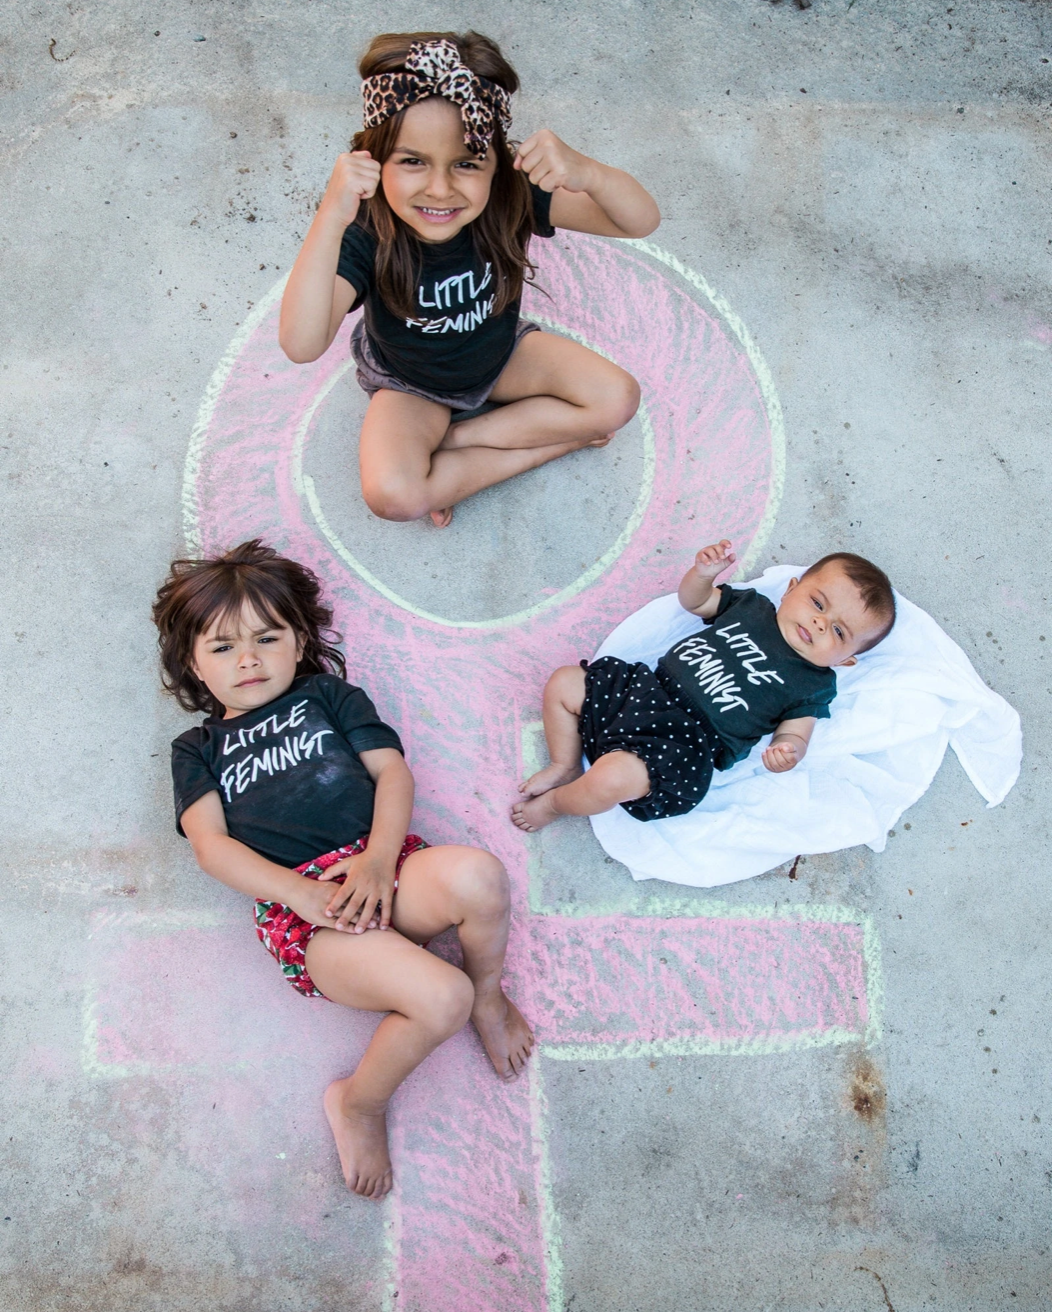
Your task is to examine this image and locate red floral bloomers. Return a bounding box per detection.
[255,833,429,999]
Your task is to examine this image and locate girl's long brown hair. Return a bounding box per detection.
[353,30,540,321]
[152,540,346,717]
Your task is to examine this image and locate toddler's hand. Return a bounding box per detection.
[514,130,596,193]
[762,741,798,774]
[316,851,396,933]
[287,876,354,931]
[693,539,736,581]
[320,151,382,225]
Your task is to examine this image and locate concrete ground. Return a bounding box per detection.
[2,1,1050,1308]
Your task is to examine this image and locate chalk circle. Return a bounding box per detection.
[183,234,783,636]
[296,319,653,626]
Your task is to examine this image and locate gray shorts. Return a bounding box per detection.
[349,317,541,412]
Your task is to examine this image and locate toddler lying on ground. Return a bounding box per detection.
[512,540,896,831]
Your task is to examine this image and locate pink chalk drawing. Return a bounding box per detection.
[84,234,879,1310]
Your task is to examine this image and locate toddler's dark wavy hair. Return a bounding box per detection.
[152,540,345,717]
[352,30,540,321]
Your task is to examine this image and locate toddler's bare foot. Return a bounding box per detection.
[429,506,453,528]
[323,1078,393,1200]
[519,762,582,799]
[511,791,562,832]
[587,432,614,448]
[471,990,535,1081]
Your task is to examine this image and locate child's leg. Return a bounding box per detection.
[389,845,533,1083]
[441,332,640,452]
[512,750,650,832]
[358,390,593,527]
[305,927,475,1198]
[518,664,589,798]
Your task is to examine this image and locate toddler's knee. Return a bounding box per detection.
[453,848,510,918]
[421,971,475,1038]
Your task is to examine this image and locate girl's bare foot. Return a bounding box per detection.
[586,432,614,447]
[323,1078,393,1200]
[511,791,561,832]
[471,990,535,1080]
[429,506,453,528]
[518,762,582,799]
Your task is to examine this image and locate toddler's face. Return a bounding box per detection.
[776,562,884,668]
[191,601,304,720]
[381,97,497,244]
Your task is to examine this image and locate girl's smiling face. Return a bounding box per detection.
[381,96,497,243]
[191,601,305,719]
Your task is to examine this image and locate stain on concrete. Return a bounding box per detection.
[850,1055,887,1125]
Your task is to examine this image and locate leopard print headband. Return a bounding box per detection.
[361,39,513,157]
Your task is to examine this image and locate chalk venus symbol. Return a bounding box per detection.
[89,234,878,1312]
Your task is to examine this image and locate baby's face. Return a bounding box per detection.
[382,97,497,244]
[191,601,304,719]
[776,562,884,668]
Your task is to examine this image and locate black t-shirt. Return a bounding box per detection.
[336,184,555,393]
[170,673,403,868]
[656,587,837,770]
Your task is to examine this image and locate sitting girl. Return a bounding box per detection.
[153,540,533,1200]
[279,30,660,526]
[513,539,896,830]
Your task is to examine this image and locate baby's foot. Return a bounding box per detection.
[518,762,582,799]
[586,432,614,448]
[323,1078,393,1200]
[429,506,453,528]
[511,791,562,832]
[471,990,535,1081]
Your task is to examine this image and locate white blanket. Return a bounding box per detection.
[588,567,1022,888]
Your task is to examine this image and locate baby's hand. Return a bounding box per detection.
[762,741,799,774]
[514,130,596,194]
[320,151,382,225]
[693,539,736,581]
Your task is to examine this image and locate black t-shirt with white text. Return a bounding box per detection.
[656,587,837,770]
[170,673,403,868]
[336,184,555,393]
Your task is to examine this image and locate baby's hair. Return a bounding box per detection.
[352,30,539,321]
[152,539,346,717]
[803,552,896,652]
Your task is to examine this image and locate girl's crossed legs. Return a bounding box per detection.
[305,843,532,1199]
[359,331,640,527]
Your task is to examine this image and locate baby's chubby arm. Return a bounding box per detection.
[514,130,660,239]
[278,151,380,364]
[180,790,339,927]
[677,539,737,618]
[762,717,817,774]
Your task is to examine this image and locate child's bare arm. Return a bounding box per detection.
[278,151,380,363]
[677,539,736,617]
[180,791,332,923]
[318,749,415,934]
[762,717,817,774]
[514,130,660,239]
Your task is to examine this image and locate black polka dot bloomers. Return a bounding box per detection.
[578,656,717,821]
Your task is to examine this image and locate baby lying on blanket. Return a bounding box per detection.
[511,540,896,831]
